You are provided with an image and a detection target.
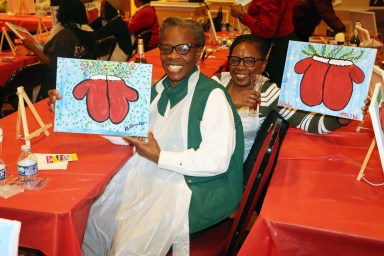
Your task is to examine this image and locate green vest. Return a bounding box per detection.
[152,73,244,233]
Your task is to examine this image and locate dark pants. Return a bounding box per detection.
[265,33,297,87]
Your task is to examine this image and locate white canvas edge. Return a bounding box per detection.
[368,83,384,172]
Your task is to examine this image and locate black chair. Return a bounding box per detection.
[131,30,152,57]
[243,110,289,213]
[167,115,283,256]
[1,63,48,117]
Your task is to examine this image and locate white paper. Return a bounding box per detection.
[102,135,130,145]
[235,0,252,6]
[34,153,68,170]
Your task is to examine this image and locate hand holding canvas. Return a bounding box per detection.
[124,130,160,164]
[47,89,62,112]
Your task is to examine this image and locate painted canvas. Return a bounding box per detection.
[54,58,152,136]
[279,41,377,121]
[369,83,384,172]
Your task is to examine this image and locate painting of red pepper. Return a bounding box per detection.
[54,58,152,136]
[73,75,139,124]
[278,42,377,121]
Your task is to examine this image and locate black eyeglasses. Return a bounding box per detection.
[228,56,264,67]
[158,44,200,55]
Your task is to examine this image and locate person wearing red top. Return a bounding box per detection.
[128,0,160,51]
[293,0,346,42]
[230,0,297,87]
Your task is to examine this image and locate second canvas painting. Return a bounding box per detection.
[279,41,377,121]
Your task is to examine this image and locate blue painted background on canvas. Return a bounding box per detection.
[54,58,152,136]
[279,41,377,121]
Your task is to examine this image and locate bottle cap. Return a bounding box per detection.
[21,144,30,151]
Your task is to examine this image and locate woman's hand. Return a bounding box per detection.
[123,130,160,164]
[337,96,371,125]
[47,89,62,112]
[233,89,261,109]
[230,4,244,19]
[22,38,37,52]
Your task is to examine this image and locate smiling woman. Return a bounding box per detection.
[81,16,244,255]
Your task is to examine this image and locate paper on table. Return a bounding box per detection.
[235,0,252,6]
[35,154,68,170]
[102,135,130,145]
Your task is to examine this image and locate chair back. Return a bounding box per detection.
[131,30,152,56]
[224,117,282,255]
[2,63,47,112]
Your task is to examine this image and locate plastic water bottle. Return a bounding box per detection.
[17,145,38,180]
[0,158,5,184]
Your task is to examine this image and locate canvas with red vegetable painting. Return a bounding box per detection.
[54,57,152,136]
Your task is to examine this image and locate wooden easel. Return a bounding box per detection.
[0,27,16,55]
[356,138,376,181]
[16,86,52,146]
[37,16,49,36]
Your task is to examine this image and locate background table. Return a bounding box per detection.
[0,100,133,255]
[239,120,384,256]
[0,13,52,32]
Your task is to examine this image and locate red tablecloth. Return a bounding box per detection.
[0,100,133,255]
[0,13,52,31]
[0,46,39,86]
[239,120,384,256]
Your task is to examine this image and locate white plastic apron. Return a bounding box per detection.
[82,74,200,256]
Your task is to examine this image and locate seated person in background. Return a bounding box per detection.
[293,0,346,42]
[0,0,6,12]
[90,0,133,61]
[49,17,244,255]
[212,34,369,161]
[128,0,160,51]
[23,0,96,99]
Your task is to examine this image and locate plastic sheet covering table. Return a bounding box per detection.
[238,119,384,256]
[0,13,53,31]
[0,99,134,255]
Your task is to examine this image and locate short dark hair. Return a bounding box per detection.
[57,0,88,26]
[160,17,206,47]
[140,0,151,4]
[229,34,270,60]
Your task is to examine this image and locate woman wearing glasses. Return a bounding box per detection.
[213,34,360,161]
[77,17,243,254]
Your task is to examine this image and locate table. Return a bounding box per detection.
[238,120,384,256]
[0,13,53,32]
[0,46,39,86]
[0,100,134,255]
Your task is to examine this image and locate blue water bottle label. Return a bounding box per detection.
[18,163,38,176]
[0,167,5,180]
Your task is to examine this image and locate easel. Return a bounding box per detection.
[356,83,384,182]
[357,138,376,181]
[207,10,218,43]
[0,27,16,55]
[16,86,52,146]
[37,16,49,36]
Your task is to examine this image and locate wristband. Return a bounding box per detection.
[239,14,244,21]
